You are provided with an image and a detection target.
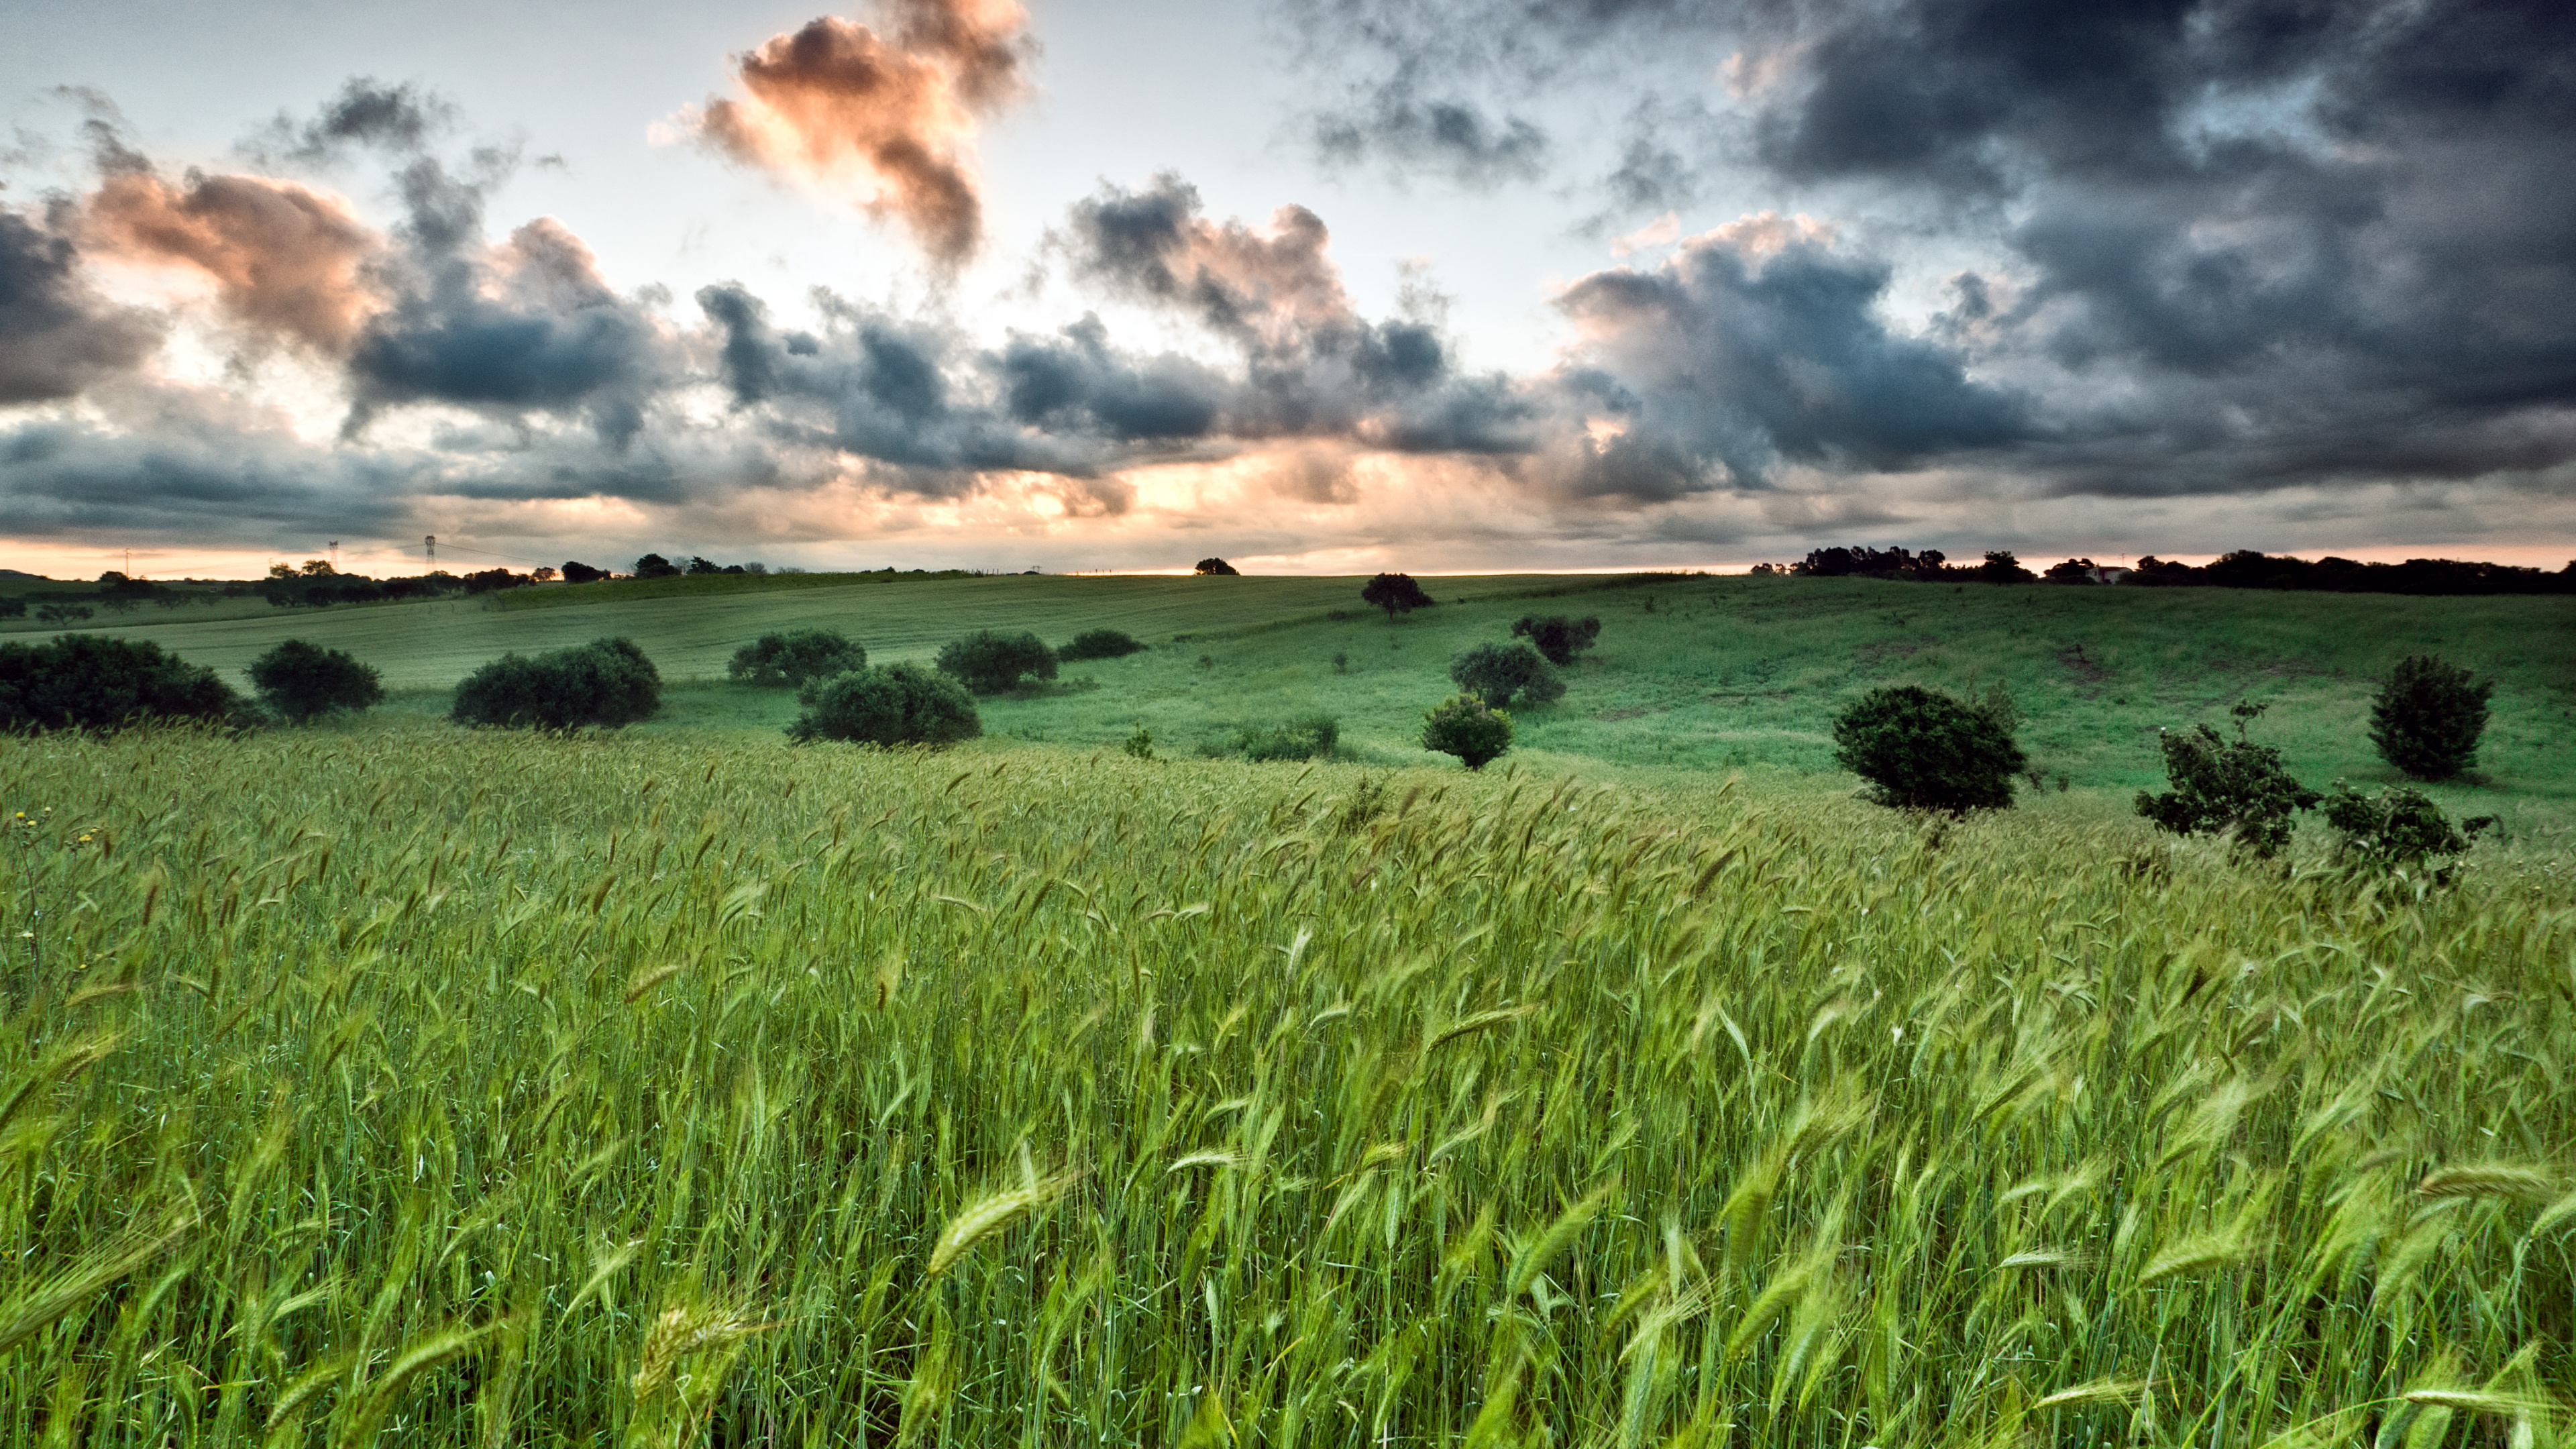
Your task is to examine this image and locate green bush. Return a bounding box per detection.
[2368,654,2493,780]
[1061,629,1148,661]
[1222,714,1340,762]
[936,630,1059,694]
[729,629,866,688]
[452,637,661,731]
[787,664,981,747]
[1422,694,1512,770]
[1831,684,2027,813]
[0,634,248,732]
[1509,614,1602,667]
[2134,704,2318,857]
[248,639,385,723]
[1449,641,1564,708]
[1193,557,1240,576]
[2321,782,2496,873]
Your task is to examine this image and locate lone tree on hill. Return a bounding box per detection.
[936,630,1059,694]
[1422,694,1513,770]
[1449,642,1564,709]
[1194,557,1240,576]
[561,560,608,584]
[1510,614,1602,666]
[248,640,384,723]
[1832,684,2027,813]
[2368,654,2493,780]
[1362,572,1435,619]
[788,663,981,747]
[729,630,866,688]
[2135,702,2319,857]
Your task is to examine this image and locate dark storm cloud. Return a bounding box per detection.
[1546,217,2028,494]
[1062,174,1535,451]
[343,160,675,446]
[1276,0,2576,503]
[0,206,162,403]
[998,316,1226,442]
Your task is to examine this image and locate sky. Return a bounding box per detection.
[1,0,2571,579]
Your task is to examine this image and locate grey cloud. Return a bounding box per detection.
[246,78,455,167]
[1308,67,1548,188]
[0,206,162,404]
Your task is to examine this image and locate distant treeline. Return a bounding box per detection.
[1784,546,2576,595]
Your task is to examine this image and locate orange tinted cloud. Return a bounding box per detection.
[85,170,382,354]
[690,1,1032,264]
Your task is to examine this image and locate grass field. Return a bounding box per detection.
[0,729,2570,1446]
[34,571,2576,847]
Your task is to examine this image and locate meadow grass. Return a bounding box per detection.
[1,724,2570,1444]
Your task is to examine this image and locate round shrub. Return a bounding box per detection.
[1227,714,1340,762]
[729,629,866,688]
[248,639,385,723]
[452,637,660,731]
[1422,694,1512,770]
[936,630,1059,694]
[0,634,246,732]
[1832,684,2027,813]
[1449,641,1564,708]
[2369,653,2493,780]
[788,663,981,747]
[1061,629,1148,661]
[2322,780,2496,873]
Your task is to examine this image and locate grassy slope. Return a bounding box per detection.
[0,732,2568,1443]
[34,570,2576,841]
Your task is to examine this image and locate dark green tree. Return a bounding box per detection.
[2321,781,2496,873]
[1422,694,1512,770]
[788,663,981,747]
[2135,703,2319,857]
[728,630,866,688]
[1976,550,2037,583]
[452,637,661,730]
[632,553,683,578]
[1448,642,1564,708]
[2368,654,2493,780]
[1361,573,1435,619]
[1193,557,1240,576]
[1061,629,1148,661]
[248,640,385,723]
[0,635,246,732]
[936,631,1059,694]
[1509,614,1602,666]
[1832,684,2027,813]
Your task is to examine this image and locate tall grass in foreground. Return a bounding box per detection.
[0,726,2571,1446]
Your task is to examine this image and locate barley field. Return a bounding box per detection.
[2,726,2571,1446]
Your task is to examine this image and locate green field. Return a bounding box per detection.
[25,571,2576,843]
[3,576,2571,1444]
[0,730,2569,1444]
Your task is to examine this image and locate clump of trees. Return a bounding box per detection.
[1061,629,1148,661]
[1449,642,1564,709]
[633,554,683,579]
[1422,694,1511,770]
[561,561,610,584]
[2369,653,2492,780]
[788,663,981,747]
[1194,557,1240,576]
[1362,573,1436,619]
[937,631,1059,694]
[248,641,384,723]
[452,637,661,730]
[0,635,248,731]
[1511,614,1601,667]
[2134,703,2318,858]
[729,630,866,688]
[1831,684,2027,813]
